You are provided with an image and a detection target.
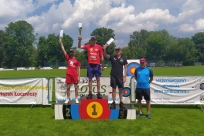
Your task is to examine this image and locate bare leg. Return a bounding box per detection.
[96,77,100,93]
[112,88,116,101]
[118,88,123,102]
[67,84,71,99]
[146,100,151,114]
[137,100,142,114]
[88,78,92,93]
[74,84,78,99]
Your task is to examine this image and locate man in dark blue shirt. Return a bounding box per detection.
[134,58,153,119]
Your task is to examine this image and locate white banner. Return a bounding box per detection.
[55,77,132,103]
[0,78,52,105]
[132,76,204,104]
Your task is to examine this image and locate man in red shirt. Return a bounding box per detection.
[78,35,104,99]
[59,38,81,104]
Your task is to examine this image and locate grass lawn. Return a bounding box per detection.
[0,66,204,136]
[0,66,204,78]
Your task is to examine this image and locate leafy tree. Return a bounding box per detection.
[0,30,6,67]
[3,20,37,68]
[127,40,146,59]
[128,29,150,59]
[37,33,73,68]
[121,46,130,59]
[130,29,149,48]
[37,36,49,67]
[75,50,87,67]
[192,32,204,62]
[167,38,198,65]
[146,34,166,60]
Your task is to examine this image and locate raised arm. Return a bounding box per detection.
[103,44,110,59]
[78,35,84,49]
[59,38,67,56]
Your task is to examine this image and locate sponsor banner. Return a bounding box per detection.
[55,77,132,104]
[0,78,52,105]
[133,76,204,104]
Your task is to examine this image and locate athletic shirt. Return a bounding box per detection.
[83,44,103,64]
[65,54,81,76]
[109,55,128,78]
[135,67,153,89]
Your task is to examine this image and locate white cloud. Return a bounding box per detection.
[26,15,46,33]
[179,18,204,32]
[0,0,204,47]
[179,24,195,32]
[100,8,175,33]
[62,0,111,29]
[195,18,204,30]
[0,0,35,24]
[98,3,134,26]
[113,21,159,33]
[177,0,204,22]
[133,9,176,23]
[52,23,60,30]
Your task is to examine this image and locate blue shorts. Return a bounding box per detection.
[87,64,101,79]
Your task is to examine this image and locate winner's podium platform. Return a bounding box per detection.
[55,95,136,120]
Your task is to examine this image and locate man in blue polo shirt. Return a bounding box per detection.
[134,58,153,119]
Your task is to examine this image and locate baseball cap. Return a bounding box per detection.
[140,58,146,62]
[90,36,96,40]
[114,47,121,50]
[69,49,75,52]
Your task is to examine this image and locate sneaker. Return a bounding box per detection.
[86,92,93,99]
[119,102,126,110]
[64,99,69,104]
[110,102,116,109]
[96,93,102,99]
[137,113,143,117]
[75,99,79,104]
[146,114,151,119]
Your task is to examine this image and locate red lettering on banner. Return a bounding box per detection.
[0,92,37,97]
[0,92,13,97]
[14,92,37,97]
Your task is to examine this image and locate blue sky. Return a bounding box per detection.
[0,0,204,48]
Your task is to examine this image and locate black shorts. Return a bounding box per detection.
[110,76,124,89]
[136,88,150,100]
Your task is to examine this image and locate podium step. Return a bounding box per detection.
[55,97,136,120]
[80,95,108,99]
[108,104,135,109]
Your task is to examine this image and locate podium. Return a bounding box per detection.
[55,95,136,120]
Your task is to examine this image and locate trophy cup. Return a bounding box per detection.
[106,38,114,45]
[78,23,82,35]
[60,30,63,38]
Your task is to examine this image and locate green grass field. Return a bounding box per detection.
[1,66,204,78]
[0,66,204,136]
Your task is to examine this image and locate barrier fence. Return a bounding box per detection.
[0,76,204,105]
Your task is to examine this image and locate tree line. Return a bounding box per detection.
[0,20,204,68]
